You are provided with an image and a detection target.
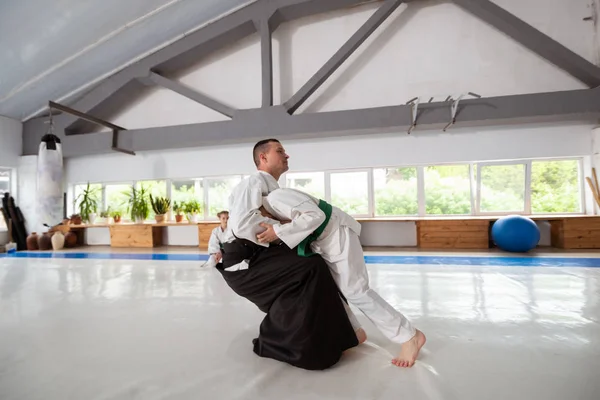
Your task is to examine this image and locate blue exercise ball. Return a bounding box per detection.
[491,215,540,253]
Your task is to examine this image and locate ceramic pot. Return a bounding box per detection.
[64,232,78,248]
[51,231,65,250]
[26,232,39,250]
[37,232,52,251]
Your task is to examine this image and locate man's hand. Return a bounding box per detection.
[214,251,222,263]
[257,223,280,243]
[259,206,275,219]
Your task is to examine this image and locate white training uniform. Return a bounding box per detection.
[263,188,416,344]
[226,170,281,246]
[226,171,361,329]
[203,225,232,268]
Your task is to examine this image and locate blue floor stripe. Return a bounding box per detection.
[1,251,600,267]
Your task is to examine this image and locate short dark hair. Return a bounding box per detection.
[253,139,280,167]
[217,211,229,218]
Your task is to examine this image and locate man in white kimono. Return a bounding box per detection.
[216,139,361,371]
[203,211,231,268]
[261,187,426,368]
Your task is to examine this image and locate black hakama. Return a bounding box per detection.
[218,239,359,370]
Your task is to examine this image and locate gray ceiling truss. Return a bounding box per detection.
[22,0,600,157]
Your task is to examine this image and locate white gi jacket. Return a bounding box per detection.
[208,226,231,254]
[262,188,361,253]
[227,170,282,247]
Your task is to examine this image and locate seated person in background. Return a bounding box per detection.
[260,188,426,368]
[203,211,230,268]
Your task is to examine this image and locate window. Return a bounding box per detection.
[478,163,525,213]
[0,168,10,230]
[136,180,167,220]
[171,179,203,215]
[105,183,132,218]
[373,167,418,216]
[531,159,581,213]
[73,183,103,215]
[330,171,369,215]
[286,172,325,199]
[424,165,471,215]
[206,176,242,218]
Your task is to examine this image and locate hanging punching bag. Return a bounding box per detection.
[37,130,63,231]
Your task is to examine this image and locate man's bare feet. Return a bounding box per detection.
[356,328,367,344]
[392,329,426,367]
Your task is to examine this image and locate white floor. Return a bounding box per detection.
[1,255,599,399]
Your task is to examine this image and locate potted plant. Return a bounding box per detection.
[173,201,184,223]
[70,214,82,225]
[126,185,150,223]
[184,199,201,223]
[98,207,111,224]
[76,183,99,224]
[111,210,122,223]
[150,195,171,223]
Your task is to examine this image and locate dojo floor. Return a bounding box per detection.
[1,249,599,400]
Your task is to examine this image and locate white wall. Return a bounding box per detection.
[66,123,594,184]
[0,115,22,168]
[60,0,598,247]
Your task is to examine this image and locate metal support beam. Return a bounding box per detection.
[31,0,373,128]
[49,101,126,132]
[256,16,274,108]
[147,71,236,118]
[284,0,403,114]
[111,130,136,156]
[26,88,600,157]
[66,79,150,135]
[48,101,135,156]
[452,0,600,88]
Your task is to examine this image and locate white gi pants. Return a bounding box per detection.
[314,225,416,344]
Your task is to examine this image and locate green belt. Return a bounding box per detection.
[297,199,332,257]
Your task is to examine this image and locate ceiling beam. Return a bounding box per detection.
[24,88,600,157]
[44,0,375,130]
[256,14,275,108]
[147,71,236,118]
[451,0,600,88]
[284,0,403,114]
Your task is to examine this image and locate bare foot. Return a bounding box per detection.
[356,328,367,344]
[392,330,426,368]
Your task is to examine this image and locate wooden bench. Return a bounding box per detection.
[550,217,600,249]
[58,221,221,249]
[57,215,600,251]
[358,215,600,250]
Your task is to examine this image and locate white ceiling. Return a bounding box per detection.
[0,0,254,121]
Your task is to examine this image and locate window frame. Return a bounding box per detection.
[326,168,372,218]
[528,157,585,215]
[203,175,244,220]
[422,162,474,217]
[475,160,529,216]
[371,165,420,218]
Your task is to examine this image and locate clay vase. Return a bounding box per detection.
[26,232,39,250]
[175,214,183,223]
[51,231,65,251]
[37,232,52,251]
[64,232,78,248]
